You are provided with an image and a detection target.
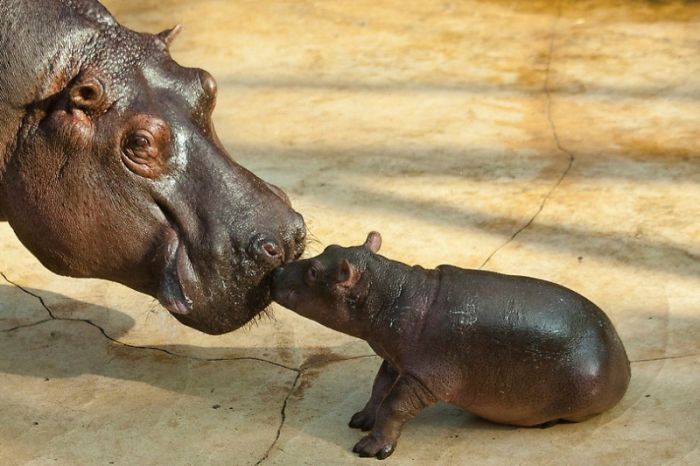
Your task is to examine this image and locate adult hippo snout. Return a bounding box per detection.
[152,139,306,334]
[0,0,306,334]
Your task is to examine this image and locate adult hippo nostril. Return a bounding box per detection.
[262,242,281,258]
[248,234,286,267]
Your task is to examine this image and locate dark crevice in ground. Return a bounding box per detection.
[630,354,700,364]
[1,271,299,372]
[480,1,574,270]
[1,318,53,333]
[1,272,57,319]
[256,371,302,466]
[1,270,378,464]
[256,353,378,465]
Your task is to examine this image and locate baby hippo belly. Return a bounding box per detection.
[422,267,631,427]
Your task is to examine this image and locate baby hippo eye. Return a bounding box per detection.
[306,265,319,283]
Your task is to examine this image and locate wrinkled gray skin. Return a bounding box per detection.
[272,232,631,459]
[0,0,306,334]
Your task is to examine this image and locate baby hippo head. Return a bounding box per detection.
[271,232,382,334]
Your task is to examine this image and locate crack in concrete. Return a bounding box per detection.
[256,353,378,465]
[256,371,302,466]
[480,1,574,270]
[2,270,380,465]
[630,353,699,364]
[1,318,53,333]
[1,272,57,319]
[1,271,298,371]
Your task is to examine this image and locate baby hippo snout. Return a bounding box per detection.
[270,265,293,303]
[271,262,309,311]
[271,266,284,284]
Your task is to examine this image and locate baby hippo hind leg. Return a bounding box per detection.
[349,360,399,431]
[353,375,437,460]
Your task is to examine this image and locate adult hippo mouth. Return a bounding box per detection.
[156,209,306,333]
[158,226,200,318]
[0,0,306,335]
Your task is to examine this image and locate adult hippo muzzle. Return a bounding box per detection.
[0,0,306,334]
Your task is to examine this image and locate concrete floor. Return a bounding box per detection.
[1,0,699,464]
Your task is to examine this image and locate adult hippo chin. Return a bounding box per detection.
[0,0,306,334]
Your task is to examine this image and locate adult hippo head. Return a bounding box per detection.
[0,0,305,334]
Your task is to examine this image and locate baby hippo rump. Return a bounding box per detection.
[272,232,630,459]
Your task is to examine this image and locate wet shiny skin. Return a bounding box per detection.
[0,0,306,334]
[272,233,631,459]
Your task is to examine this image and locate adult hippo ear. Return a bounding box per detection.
[0,0,306,335]
[69,76,107,111]
[47,73,110,144]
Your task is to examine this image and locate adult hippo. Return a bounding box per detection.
[0,0,306,334]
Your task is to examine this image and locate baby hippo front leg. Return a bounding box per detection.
[349,360,399,431]
[353,375,437,459]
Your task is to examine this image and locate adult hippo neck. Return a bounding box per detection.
[0,0,306,334]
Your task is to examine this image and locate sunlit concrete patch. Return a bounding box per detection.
[259,355,700,465]
[0,320,296,466]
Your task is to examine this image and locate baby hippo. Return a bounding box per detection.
[272,232,631,460]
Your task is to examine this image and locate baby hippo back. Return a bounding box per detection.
[418,266,630,426]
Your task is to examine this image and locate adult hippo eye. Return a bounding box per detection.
[128,132,152,151]
[121,120,170,179]
[124,131,155,159]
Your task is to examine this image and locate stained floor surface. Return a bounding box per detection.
[1,1,699,464]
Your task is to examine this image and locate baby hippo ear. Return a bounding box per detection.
[158,24,183,49]
[337,259,361,289]
[363,231,382,253]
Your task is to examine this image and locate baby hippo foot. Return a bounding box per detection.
[349,360,398,432]
[351,375,436,459]
[353,433,396,460]
[349,408,375,431]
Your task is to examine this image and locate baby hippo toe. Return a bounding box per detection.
[353,434,396,460]
[349,410,375,431]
